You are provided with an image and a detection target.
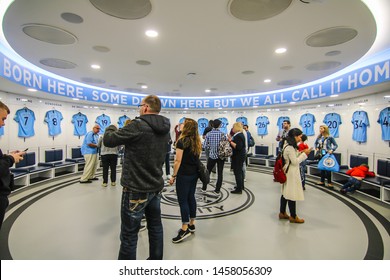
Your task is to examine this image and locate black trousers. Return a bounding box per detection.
[101,154,118,183]
[0,195,9,231]
[280,195,296,218]
[231,155,245,191]
[203,157,225,192]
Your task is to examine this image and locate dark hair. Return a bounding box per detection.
[285,128,303,149]
[283,120,291,125]
[301,134,308,142]
[143,95,161,113]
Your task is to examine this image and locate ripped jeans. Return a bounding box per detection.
[118,189,163,260]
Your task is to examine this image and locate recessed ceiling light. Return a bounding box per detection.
[72,98,79,101]
[205,89,211,93]
[113,104,118,106]
[145,30,158,37]
[275,47,287,54]
[330,94,339,98]
[264,79,271,83]
[384,95,390,98]
[27,88,37,92]
[290,102,296,104]
[141,85,148,89]
[91,64,100,69]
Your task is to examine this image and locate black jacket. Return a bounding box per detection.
[0,149,15,196]
[103,114,170,193]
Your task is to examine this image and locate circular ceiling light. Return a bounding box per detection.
[22,24,77,45]
[61,12,83,24]
[89,0,152,19]
[305,61,341,71]
[145,30,158,37]
[93,46,110,52]
[136,60,151,65]
[306,27,358,47]
[275,47,287,54]
[229,0,292,21]
[40,58,77,69]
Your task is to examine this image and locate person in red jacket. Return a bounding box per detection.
[340,164,375,194]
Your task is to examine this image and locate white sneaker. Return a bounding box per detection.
[102,183,107,187]
[111,182,116,186]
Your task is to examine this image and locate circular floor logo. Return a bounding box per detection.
[161,180,255,220]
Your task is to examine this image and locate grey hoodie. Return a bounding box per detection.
[103,114,170,193]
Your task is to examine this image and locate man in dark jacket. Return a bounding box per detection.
[0,101,24,230]
[104,95,170,260]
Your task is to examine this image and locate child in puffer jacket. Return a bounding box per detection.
[340,164,375,194]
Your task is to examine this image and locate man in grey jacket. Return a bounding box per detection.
[104,95,170,260]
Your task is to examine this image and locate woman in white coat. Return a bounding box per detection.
[279,128,312,223]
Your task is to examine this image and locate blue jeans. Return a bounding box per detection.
[118,189,163,260]
[176,174,198,224]
[341,177,362,193]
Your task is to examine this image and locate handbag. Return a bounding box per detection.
[314,149,326,160]
[317,153,340,172]
[197,159,210,184]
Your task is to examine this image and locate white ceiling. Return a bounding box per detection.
[1,0,389,104]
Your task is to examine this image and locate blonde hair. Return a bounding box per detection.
[232,122,243,133]
[177,118,202,156]
[317,124,330,138]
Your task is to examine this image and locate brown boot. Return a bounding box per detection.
[278,212,290,219]
[289,215,305,223]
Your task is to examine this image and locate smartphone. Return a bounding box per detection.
[23,148,29,152]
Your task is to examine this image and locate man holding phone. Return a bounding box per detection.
[0,101,25,230]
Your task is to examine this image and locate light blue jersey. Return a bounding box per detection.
[377,107,390,141]
[0,126,4,136]
[197,118,209,135]
[81,131,99,155]
[118,115,130,128]
[14,107,35,137]
[277,116,290,130]
[299,113,316,136]
[179,117,186,124]
[72,113,88,136]
[236,116,248,126]
[255,116,270,136]
[351,110,370,143]
[218,117,229,134]
[44,110,63,136]
[95,114,111,134]
[323,113,342,138]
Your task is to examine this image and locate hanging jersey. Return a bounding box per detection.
[236,116,248,126]
[72,113,88,136]
[323,113,342,138]
[351,111,370,142]
[197,118,209,135]
[95,114,111,134]
[277,116,290,130]
[0,126,4,136]
[44,110,63,136]
[14,108,35,137]
[179,117,186,124]
[255,116,270,136]
[118,115,130,128]
[218,117,229,134]
[299,113,316,136]
[377,107,390,141]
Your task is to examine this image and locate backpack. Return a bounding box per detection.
[218,138,233,160]
[273,146,290,184]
